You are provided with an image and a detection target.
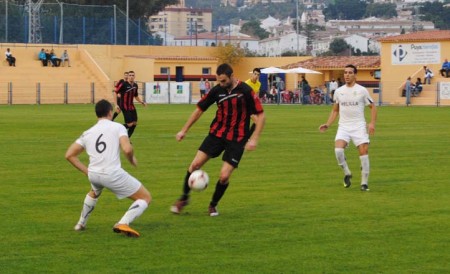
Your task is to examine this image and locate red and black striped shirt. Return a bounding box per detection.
[117,81,138,111]
[197,81,264,142]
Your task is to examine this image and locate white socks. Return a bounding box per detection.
[77,194,98,226]
[118,199,148,225]
[360,155,370,185]
[335,148,370,185]
[335,148,351,175]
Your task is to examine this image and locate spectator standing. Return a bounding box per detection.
[277,78,285,93]
[116,71,146,138]
[5,48,16,66]
[245,68,262,98]
[205,79,211,96]
[404,77,412,106]
[170,63,265,217]
[199,78,206,98]
[329,78,338,103]
[300,76,310,104]
[319,64,377,192]
[424,66,433,84]
[65,99,152,238]
[61,50,71,67]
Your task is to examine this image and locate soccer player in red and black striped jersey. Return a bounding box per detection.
[170,63,265,216]
[116,71,146,138]
[112,71,128,121]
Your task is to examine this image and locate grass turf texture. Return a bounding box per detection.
[0,104,448,273]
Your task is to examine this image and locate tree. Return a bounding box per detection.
[420,2,450,30]
[329,38,349,55]
[365,3,397,19]
[323,0,367,20]
[214,43,245,65]
[240,19,270,40]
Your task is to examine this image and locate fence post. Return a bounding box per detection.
[36,82,41,105]
[436,82,440,107]
[142,82,146,103]
[8,82,12,105]
[64,83,68,104]
[378,83,383,106]
[189,82,192,104]
[91,82,95,104]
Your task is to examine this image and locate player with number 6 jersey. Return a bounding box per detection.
[65,99,152,238]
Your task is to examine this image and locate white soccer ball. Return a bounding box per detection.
[188,170,209,192]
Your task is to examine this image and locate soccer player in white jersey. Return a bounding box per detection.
[319,64,377,191]
[65,99,151,237]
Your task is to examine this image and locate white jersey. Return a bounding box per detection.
[76,119,128,173]
[334,83,374,129]
[329,81,338,91]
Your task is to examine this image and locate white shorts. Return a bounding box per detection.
[88,168,142,199]
[335,125,370,147]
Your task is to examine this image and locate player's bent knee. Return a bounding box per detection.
[219,173,231,184]
[130,186,152,204]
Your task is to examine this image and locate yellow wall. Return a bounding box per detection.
[380,39,450,105]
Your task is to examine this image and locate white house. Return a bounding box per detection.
[260,16,282,32]
[343,34,369,53]
[173,32,259,52]
[259,32,307,56]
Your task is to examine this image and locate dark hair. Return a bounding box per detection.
[345,64,357,74]
[216,63,233,77]
[253,68,261,74]
[128,70,135,74]
[95,99,113,118]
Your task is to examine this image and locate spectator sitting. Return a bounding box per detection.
[38,48,48,66]
[439,59,449,78]
[312,86,325,105]
[5,48,16,66]
[413,77,423,97]
[424,66,433,84]
[270,84,278,103]
[60,49,71,67]
[50,49,61,67]
[45,49,52,66]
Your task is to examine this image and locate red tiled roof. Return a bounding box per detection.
[378,30,450,42]
[281,56,380,70]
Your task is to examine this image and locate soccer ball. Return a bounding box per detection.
[188,170,209,192]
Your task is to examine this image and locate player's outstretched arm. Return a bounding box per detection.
[120,136,137,166]
[368,103,377,135]
[65,143,88,175]
[246,112,265,151]
[319,104,339,133]
[176,107,204,142]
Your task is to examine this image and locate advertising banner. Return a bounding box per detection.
[391,43,441,65]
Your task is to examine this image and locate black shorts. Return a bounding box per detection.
[122,109,137,124]
[199,134,246,168]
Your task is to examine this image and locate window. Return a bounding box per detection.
[160,67,170,75]
[202,67,211,75]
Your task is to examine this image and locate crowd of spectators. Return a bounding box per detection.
[38,48,71,67]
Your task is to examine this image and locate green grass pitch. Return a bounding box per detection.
[0,104,448,273]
